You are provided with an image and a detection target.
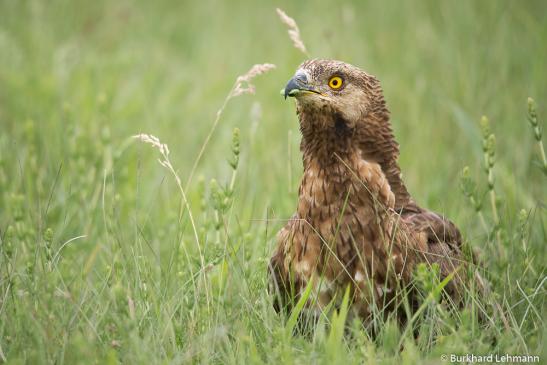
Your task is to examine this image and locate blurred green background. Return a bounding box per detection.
[0,0,545,363]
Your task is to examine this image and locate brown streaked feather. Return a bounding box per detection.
[403,209,465,301]
[354,78,416,213]
[403,209,462,248]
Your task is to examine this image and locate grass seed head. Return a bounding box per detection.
[276,8,309,55]
[232,63,276,97]
[133,133,170,157]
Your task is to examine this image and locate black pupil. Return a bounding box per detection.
[332,79,338,86]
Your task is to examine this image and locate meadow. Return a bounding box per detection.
[0,0,545,363]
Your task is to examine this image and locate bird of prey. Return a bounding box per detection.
[269,59,468,324]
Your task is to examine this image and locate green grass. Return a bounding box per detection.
[0,0,546,363]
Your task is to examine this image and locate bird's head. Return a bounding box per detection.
[283,59,387,129]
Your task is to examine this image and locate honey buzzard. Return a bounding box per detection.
[269,59,468,323]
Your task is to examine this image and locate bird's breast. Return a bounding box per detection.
[272,155,406,319]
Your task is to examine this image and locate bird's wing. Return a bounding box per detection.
[402,209,462,248]
[402,209,465,301]
[356,119,415,212]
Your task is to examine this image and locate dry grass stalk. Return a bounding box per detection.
[184,63,276,189]
[133,63,276,264]
[233,63,277,97]
[276,8,309,56]
[133,63,274,308]
[133,64,274,294]
[132,133,204,267]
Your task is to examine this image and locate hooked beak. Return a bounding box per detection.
[283,72,320,99]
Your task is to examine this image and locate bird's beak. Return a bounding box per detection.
[282,72,319,99]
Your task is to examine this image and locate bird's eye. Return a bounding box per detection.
[328,76,343,89]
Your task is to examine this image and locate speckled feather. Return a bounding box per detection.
[269,59,468,323]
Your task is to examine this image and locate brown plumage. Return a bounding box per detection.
[269,59,468,324]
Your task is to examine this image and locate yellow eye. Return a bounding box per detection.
[328,76,343,89]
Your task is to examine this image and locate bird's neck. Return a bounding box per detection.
[297,121,397,224]
[298,107,415,212]
[299,118,356,170]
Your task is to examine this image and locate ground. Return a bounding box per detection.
[0,0,545,364]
